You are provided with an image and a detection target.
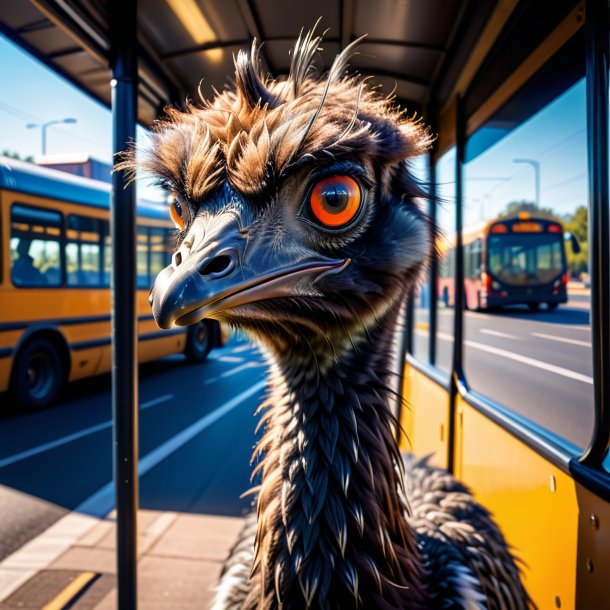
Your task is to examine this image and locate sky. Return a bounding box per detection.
[0,34,162,201]
[0,32,588,218]
[436,79,588,231]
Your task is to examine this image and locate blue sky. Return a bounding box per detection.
[437,79,587,231]
[0,35,112,161]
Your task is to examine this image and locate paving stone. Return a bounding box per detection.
[149,514,246,562]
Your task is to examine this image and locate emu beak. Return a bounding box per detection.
[150,213,349,329]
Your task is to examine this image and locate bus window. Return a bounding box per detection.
[463,78,592,449]
[66,215,103,286]
[102,221,111,286]
[435,148,456,374]
[137,228,149,289]
[10,204,62,287]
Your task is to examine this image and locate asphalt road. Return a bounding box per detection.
[0,291,594,563]
[414,291,593,449]
[0,338,267,562]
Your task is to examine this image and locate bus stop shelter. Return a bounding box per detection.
[1,1,608,608]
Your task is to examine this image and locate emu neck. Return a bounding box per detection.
[250,308,427,609]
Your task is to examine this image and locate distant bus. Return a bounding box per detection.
[439,214,575,311]
[0,157,220,409]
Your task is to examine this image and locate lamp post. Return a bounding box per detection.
[512,158,541,208]
[26,118,77,155]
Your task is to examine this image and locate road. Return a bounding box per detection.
[0,338,267,562]
[414,291,593,449]
[0,291,594,564]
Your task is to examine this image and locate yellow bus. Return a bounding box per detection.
[0,157,220,409]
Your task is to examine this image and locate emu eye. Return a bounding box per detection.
[309,176,362,228]
[168,192,190,230]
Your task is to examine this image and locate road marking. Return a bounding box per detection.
[141,394,173,410]
[531,332,591,347]
[76,380,267,517]
[41,571,97,610]
[0,395,174,468]
[463,338,593,384]
[217,355,244,363]
[480,329,517,340]
[202,362,261,385]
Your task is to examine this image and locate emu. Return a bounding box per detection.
[121,30,532,610]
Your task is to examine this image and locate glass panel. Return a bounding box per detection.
[10,204,62,287]
[435,148,457,374]
[66,215,102,286]
[137,227,150,289]
[463,78,591,449]
[410,155,430,362]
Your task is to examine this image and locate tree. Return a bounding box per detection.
[564,205,588,278]
[498,200,558,220]
[1,150,34,163]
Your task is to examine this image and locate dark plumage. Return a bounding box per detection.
[119,28,533,610]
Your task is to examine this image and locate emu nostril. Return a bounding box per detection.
[173,251,182,267]
[198,254,235,277]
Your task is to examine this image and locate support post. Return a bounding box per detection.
[109,1,139,608]
[448,95,466,474]
[581,0,610,467]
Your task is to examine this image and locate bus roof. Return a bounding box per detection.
[0,156,168,221]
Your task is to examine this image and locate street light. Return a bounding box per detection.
[26,117,78,155]
[512,158,541,208]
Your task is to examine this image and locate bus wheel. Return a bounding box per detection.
[528,303,540,312]
[185,320,215,363]
[548,302,559,310]
[10,337,66,409]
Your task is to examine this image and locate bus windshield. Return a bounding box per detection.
[487,233,564,286]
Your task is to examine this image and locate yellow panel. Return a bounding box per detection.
[400,363,450,469]
[140,335,185,363]
[456,396,578,610]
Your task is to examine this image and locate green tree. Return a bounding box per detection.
[1,149,34,163]
[564,205,588,278]
[498,200,558,220]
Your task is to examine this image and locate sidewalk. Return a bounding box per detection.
[0,509,246,609]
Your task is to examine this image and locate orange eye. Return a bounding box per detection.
[309,176,362,228]
[168,192,189,230]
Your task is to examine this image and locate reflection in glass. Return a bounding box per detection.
[463,79,591,449]
[434,148,456,374]
[410,155,430,362]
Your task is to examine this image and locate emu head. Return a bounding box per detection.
[122,32,432,352]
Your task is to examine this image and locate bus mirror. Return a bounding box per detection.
[565,232,581,254]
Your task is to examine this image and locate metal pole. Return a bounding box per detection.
[42,124,47,155]
[513,158,541,208]
[428,147,438,366]
[109,0,139,608]
[580,0,610,467]
[448,95,466,474]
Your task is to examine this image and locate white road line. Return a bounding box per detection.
[221,362,260,378]
[531,332,591,347]
[202,361,261,385]
[463,338,593,384]
[141,394,173,410]
[0,395,174,469]
[480,329,518,340]
[76,380,266,517]
[217,355,244,363]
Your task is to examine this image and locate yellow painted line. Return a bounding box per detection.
[41,571,96,610]
[414,321,429,332]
